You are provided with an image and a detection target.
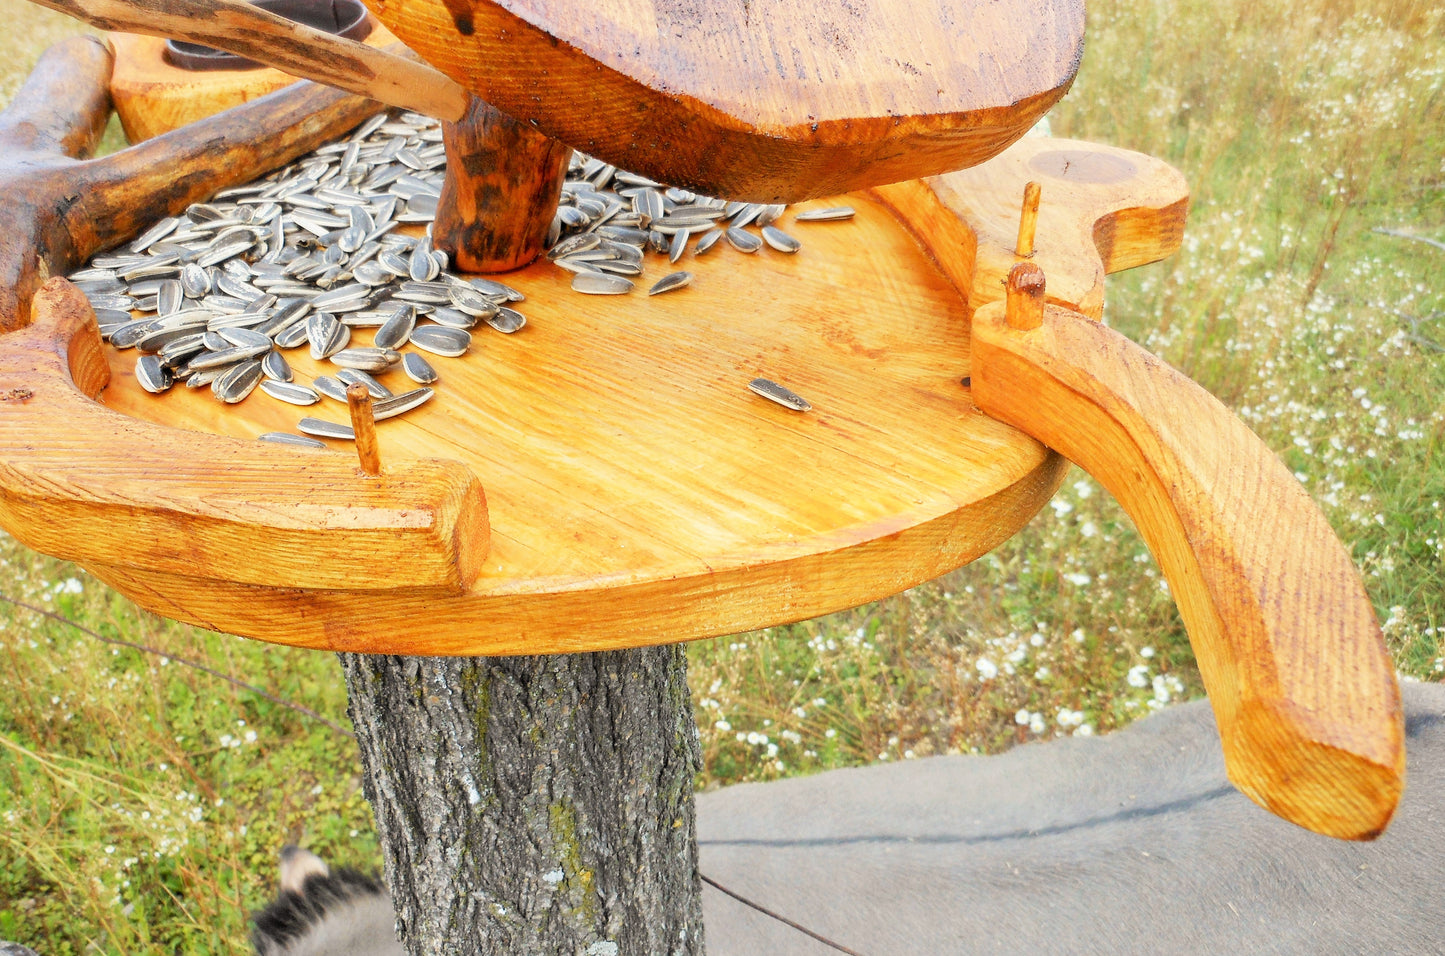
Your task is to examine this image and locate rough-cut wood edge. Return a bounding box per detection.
[970,298,1403,840]
[29,0,469,121]
[366,0,1082,202]
[0,279,488,594]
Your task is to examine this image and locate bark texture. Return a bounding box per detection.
[339,647,705,956]
[434,95,571,273]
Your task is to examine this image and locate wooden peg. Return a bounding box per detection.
[433,96,573,273]
[1005,262,1046,331]
[1015,181,1042,257]
[346,382,381,475]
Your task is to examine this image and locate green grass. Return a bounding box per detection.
[1,0,1442,950]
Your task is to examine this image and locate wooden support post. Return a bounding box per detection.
[1005,261,1046,331]
[1015,180,1041,258]
[346,382,381,475]
[434,96,572,273]
[338,647,705,955]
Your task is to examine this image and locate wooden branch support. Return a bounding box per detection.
[435,96,572,273]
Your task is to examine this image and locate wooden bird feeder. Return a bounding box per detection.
[0,0,1407,950]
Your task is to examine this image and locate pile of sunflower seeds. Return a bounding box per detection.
[68,110,856,444]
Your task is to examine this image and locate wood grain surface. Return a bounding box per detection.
[970,296,1403,839]
[365,0,1084,202]
[29,0,470,121]
[107,21,402,141]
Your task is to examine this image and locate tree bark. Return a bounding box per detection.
[338,646,705,956]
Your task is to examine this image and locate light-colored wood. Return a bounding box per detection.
[877,137,1190,318]
[0,131,1196,656]
[0,35,383,332]
[364,0,1084,202]
[1005,261,1045,331]
[106,22,402,141]
[81,191,1068,653]
[435,95,572,272]
[1015,180,1041,258]
[969,298,1403,840]
[28,0,470,122]
[347,383,382,476]
[0,279,487,593]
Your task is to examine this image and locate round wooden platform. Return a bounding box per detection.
[93,192,1067,654]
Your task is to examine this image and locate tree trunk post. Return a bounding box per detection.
[338,646,705,956]
[434,95,572,273]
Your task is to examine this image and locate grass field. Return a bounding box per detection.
[0,0,1441,951]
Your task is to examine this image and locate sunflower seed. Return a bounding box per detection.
[402,352,438,384]
[449,285,501,317]
[726,228,763,253]
[793,206,856,222]
[694,228,725,255]
[311,375,350,403]
[409,325,471,356]
[336,368,392,399]
[135,355,173,394]
[307,312,349,359]
[468,278,524,302]
[648,272,692,295]
[373,387,434,420]
[748,377,811,411]
[486,308,527,334]
[218,327,273,350]
[260,379,320,405]
[572,273,634,295]
[374,304,417,349]
[330,346,401,372]
[257,431,327,449]
[297,417,355,440]
[428,307,478,329]
[261,350,292,382]
[214,358,264,403]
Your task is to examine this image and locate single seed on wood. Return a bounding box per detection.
[214,358,265,403]
[402,352,438,384]
[469,278,524,302]
[337,368,392,399]
[726,227,763,253]
[668,229,690,263]
[486,308,527,334]
[748,377,812,412]
[307,312,349,359]
[410,325,471,356]
[298,417,355,440]
[257,431,326,449]
[793,206,856,222]
[572,273,635,295]
[375,304,417,349]
[346,383,382,475]
[262,350,293,382]
[260,379,321,405]
[373,387,435,420]
[648,272,692,296]
[761,226,801,253]
[331,347,402,372]
[312,375,350,403]
[449,285,501,317]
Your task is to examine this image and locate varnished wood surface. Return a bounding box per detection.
[970,297,1403,839]
[0,128,1194,654]
[90,192,1067,653]
[107,22,402,141]
[366,0,1083,202]
[0,280,486,592]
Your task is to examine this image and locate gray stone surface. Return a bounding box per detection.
[697,682,1445,955]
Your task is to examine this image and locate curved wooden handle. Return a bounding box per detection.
[971,277,1404,840]
[28,0,470,121]
[0,279,488,595]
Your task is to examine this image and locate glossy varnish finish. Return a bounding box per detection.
[365,0,1085,201]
